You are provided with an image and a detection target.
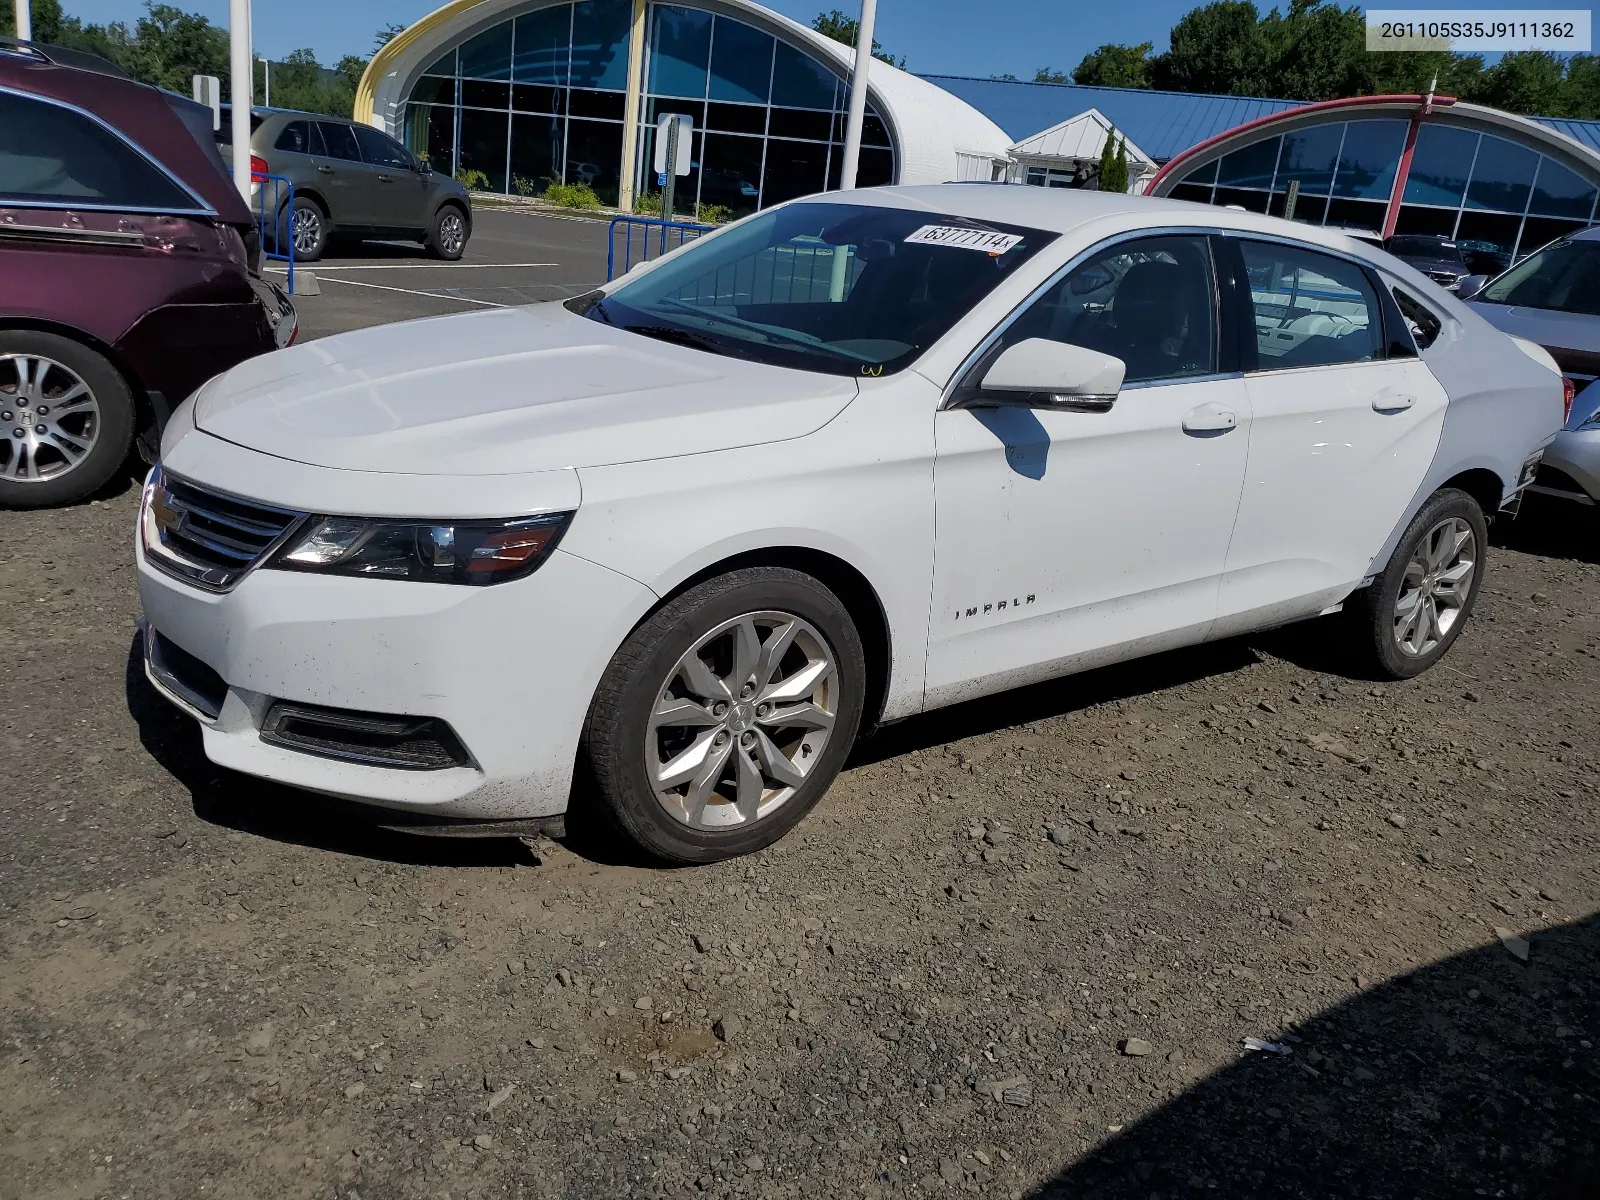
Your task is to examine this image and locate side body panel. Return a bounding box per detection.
[1365,282,1565,579]
[564,374,938,724]
[1214,357,1449,636]
[925,377,1251,707]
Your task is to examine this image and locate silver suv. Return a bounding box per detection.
[220,106,472,262]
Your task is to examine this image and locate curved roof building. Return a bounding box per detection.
[354,0,1012,216]
[1147,94,1600,263]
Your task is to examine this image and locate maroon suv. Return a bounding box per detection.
[0,39,294,508]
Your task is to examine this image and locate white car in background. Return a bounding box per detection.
[136,186,1563,863]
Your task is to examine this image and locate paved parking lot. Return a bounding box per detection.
[268,204,614,341]
[2,210,1599,1197]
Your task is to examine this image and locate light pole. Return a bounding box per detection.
[837,0,877,191]
[228,0,253,198]
[12,0,31,41]
[260,55,269,107]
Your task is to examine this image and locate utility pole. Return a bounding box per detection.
[260,55,269,107]
[837,0,877,191]
[229,0,253,198]
[12,0,31,41]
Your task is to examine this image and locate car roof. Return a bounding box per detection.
[1567,225,1600,243]
[797,182,1415,265]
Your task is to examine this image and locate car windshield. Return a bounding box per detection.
[585,202,1056,377]
[1388,236,1465,263]
[1478,239,1600,316]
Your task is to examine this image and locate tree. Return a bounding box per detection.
[373,22,407,54]
[1033,67,1070,84]
[811,9,904,68]
[116,2,230,95]
[1098,127,1131,193]
[1073,42,1154,89]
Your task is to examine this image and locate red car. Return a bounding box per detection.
[0,38,294,508]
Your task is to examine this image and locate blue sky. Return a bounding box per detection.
[61,0,1578,73]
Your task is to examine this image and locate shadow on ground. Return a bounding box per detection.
[1493,493,1600,566]
[1031,914,1600,1199]
[124,636,526,868]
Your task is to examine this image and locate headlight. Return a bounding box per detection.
[268,512,572,585]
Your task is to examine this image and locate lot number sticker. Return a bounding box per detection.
[904,225,1024,255]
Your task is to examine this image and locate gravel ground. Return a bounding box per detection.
[2,480,1598,1200]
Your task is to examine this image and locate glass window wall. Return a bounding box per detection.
[1167,116,1600,257]
[401,0,896,217]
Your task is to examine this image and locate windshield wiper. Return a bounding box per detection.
[622,323,725,353]
[655,298,878,363]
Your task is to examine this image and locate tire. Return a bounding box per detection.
[280,196,329,262]
[1353,487,1488,680]
[425,204,468,260]
[0,330,135,509]
[582,567,866,864]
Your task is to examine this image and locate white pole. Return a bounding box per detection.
[261,56,269,107]
[13,0,31,41]
[837,0,877,191]
[229,0,253,199]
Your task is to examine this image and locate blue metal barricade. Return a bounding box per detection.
[606,215,712,281]
[253,173,297,295]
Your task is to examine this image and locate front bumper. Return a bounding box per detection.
[136,537,655,818]
[1532,427,1600,504]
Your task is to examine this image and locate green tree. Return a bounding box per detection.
[1033,67,1070,84]
[116,2,231,95]
[811,9,904,68]
[1469,50,1568,116]
[373,22,406,54]
[1073,42,1154,89]
[1151,0,1273,95]
[1098,128,1129,193]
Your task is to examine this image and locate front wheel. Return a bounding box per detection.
[1354,487,1487,679]
[425,205,467,260]
[581,567,866,864]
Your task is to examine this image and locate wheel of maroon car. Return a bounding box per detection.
[0,330,135,509]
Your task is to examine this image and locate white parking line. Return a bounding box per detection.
[294,274,509,307]
[266,262,556,272]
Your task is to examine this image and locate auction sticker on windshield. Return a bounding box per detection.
[904,225,1025,255]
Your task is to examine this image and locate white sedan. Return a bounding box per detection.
[136,186,1563,862]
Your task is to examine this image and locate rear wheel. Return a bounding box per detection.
[1354,488,1487,679]
[0,331,135,508]
[582,568,865,863]
[425,205,467,260]
[281,196,328,262]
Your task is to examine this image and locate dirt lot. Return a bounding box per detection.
[4,452,1600,1195]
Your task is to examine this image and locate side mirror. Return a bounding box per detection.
[1456,274,1487,300]
[955,338,1125,412]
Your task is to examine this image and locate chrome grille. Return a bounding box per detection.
[140,466,305,592]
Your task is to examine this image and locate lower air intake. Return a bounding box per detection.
[259,702,474,771]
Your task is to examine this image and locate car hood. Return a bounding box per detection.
[1468,300,1600,360]
[1400,256,1465,274]
[193,302,858,475]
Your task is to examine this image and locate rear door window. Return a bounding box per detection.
[353,125,414,170]
[316,122,362,162]
[275,120,314,154]
[0,90,198,211]
[1238,240,1382,369]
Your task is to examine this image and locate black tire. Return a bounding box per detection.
[1353,487,1488,680]
[279,196,329,262]
[425,204,468,260]
[0,330,135,509]
[581,567,866,864]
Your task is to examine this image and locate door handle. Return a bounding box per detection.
[316,165,334,174]
[1372,387,1417,413]
[377,174,393,183]
[1181,402,1238,434]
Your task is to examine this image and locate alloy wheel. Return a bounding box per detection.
[1393,516,1476,657]
[646,610,838,829]
[0,354,101,483]
[291,206,322,255]
[438,210,465,256]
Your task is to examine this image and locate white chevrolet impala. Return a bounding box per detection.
[137,186,1563,862]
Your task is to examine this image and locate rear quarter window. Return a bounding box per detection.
[0,90,197,211]
[1392,287,1443,350]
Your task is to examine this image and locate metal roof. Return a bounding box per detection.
[1535,117,1600,155]
[920,75,1302,162]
